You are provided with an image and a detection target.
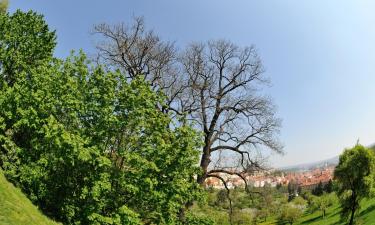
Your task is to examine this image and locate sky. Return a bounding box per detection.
[8,0,375,167]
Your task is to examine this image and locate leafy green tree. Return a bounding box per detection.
[0,9,203,225]
[182,213,214,225]
[334,144,375,225]
[1,52,202,224]
[257,185,275,222]
[310,193,336,218]
[215,189,229,207]
[291,196,307,209]
[277,203,302,225]
[0,9,56,86]
[231,210,253,225]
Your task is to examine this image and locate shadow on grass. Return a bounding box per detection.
[300,215,322,224]
[359,204,375,217]
[300,208,341,225]
[327,209,340,218]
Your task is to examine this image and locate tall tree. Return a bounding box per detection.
[179,41,282,184]
[0,9,56,169]
[0,10,202,224]
[334,144,375,225]
[93,18,282,191]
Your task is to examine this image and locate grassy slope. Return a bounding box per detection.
[192,196,375,225]
[0,170,60,225]
[259,198,375,225]
[297,198,375,225]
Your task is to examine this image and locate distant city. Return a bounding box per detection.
[205,163,336,189]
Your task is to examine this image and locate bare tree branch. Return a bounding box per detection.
[92,19,283,206]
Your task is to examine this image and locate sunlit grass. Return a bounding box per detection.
[0,170,60,225]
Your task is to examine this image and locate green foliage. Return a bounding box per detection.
[334,144,375,225]
[309,193,337,218]
[192,188,375,225]
[291,196,307,208]
[183,213,214,225]
[277,203,303,225]
[231,210,254,225]
[0,9,56,86]
[0,9,202,225]
[216,189,229,207]
[0,169,60,225]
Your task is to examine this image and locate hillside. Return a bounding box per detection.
[259,198,375,225]
[0,170,60,225]
[297,198,375,225]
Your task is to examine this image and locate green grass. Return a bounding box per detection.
[259,198,375,225]
[296,198,375,225]
[193,192,375,225]
[0,170,60,225]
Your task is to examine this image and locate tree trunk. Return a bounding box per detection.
[349,191,356,225]
[349,207,355,225]
[197,136,211,185]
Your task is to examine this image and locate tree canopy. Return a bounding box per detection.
[0,9,203,225]
[334,144,375,225]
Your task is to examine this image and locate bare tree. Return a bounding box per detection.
[93,18,186,115]
[93,18,283,219]
[179,40,282,184]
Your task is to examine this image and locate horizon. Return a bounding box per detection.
[9,0,375,167]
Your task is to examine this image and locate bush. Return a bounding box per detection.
[278,203,303,225]
[183,213,214,225]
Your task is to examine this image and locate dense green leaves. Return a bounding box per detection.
[0,9,56,86]
[0,10,202,225]
[334,144,375,225]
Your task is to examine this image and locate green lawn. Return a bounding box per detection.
[259,198,375,225]
[0,170,60,225]
[297,198,375,225]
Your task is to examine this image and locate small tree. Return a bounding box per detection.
[292,196,307,210]
[334,144,375,225]
[310,193,336,218]
[215,189,229,207]
[278,203,302,225]
[257,185,275,222]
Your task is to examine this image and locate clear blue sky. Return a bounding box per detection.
[9,0,375,167]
